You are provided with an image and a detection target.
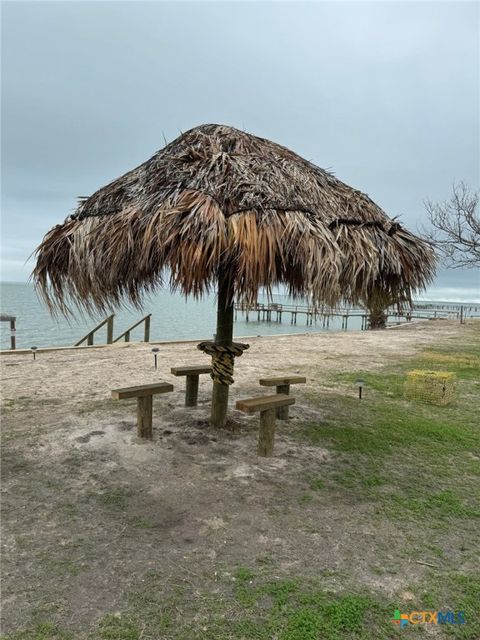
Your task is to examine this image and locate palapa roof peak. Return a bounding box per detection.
[33,123,435,313]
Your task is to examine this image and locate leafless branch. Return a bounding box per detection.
[422,181,480,268]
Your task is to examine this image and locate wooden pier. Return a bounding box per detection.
[234,302,480,330]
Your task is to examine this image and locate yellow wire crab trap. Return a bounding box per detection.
[404,370,457,406]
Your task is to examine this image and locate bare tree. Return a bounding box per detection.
[423,182,480,268]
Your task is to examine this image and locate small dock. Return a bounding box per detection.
[234,302,480,330]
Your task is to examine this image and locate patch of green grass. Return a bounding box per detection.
[234,566,255,582]
[361,473,385,487]
[208,571,386,639]
[9,566,480,639]
[302,403,472,456]
[295,336,480,536]
[298,393,479,524]
[301,389,477,460]
[385,489,480,522]
[4,622,73,640]
[422,543,445,558]
[298,493,314,504]
[38,552,82,577]
[96,614,140,640]
[131,517,154,529]
[332,467,385,490]
[306,476,325,491]
[1,398,18,412]
[92,490,129,509]
[229,576,385,640]
[262,578,299,606]
[320,594,372,634]
[234,566,257,606]
[334,371,405,398]
[402,335,480,382]
[415,572,480,639]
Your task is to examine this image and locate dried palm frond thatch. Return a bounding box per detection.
[33,124,435,315]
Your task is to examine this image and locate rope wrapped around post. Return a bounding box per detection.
[197,341,250,385]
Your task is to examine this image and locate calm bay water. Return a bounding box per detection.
[1,281,479,350]
[0,282,356,349]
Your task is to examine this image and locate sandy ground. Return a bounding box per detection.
[0,320,473,633]
[1,320,463,409]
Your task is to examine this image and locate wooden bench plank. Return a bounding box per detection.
[170,365,212,376]
[259,376,306,386]
[111,382,174,400]
[171,365,212,406]
[236,394,295,414]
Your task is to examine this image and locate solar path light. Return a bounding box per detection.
[355,378,365,400]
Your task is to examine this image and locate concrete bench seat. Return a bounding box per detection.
[236,394,295,457]
[259,375,306,419]
[170,365,212,406]
[111,382,173,438]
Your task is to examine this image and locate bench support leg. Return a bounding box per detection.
[137,395,153,439]
[258,408,276,457]
[275,384,290,419]
[185,375,200,407]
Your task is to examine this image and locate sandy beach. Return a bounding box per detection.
[1,320,479,636]
[1,320,464,418]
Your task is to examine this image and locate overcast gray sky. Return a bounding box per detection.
[1,1,479,285]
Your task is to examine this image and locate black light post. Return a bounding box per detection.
[355,379,365,400]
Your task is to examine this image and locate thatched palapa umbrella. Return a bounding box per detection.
[34,124,435,427]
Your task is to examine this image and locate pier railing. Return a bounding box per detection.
[234,301,479,330]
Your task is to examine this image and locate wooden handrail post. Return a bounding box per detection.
[1,316,17,350]
[10,320,16,350]
[112,314,152,344]
[107,316,114,344]
[144,315,151,342]
[74,314,115,347]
